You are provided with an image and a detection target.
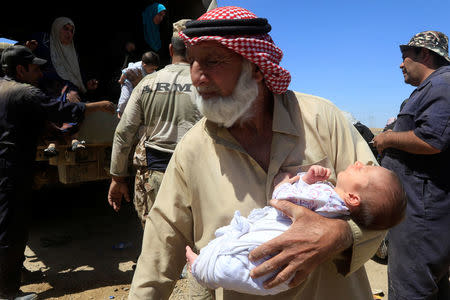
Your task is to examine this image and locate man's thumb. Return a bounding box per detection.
[123,187,131,202]
[270,199,297,219]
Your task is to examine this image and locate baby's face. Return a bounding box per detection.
[143,64,158,74]
[336,161,384,194]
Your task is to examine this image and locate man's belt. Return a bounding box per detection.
[145,148,172,172]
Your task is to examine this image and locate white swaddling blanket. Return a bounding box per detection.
[191,174,349,295]
[191,207,292,295]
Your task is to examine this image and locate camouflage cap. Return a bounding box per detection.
[400,30,450,63]
[173,19,192,38]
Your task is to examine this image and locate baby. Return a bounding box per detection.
[116,51,160,118]
[186,162,406,295]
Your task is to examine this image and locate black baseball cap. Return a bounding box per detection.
[1,45,47,72]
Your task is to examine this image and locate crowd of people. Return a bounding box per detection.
[0,4,449,300]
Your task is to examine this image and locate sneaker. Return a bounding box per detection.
[371,238,388,265]
[43,146,58,157]
[71,140,86,152]
[14,292,38,300]
[0,291,38,300]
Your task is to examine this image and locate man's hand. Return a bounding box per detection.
[25,40,38,51]
[86,79,99,91]
[372,130,393,154]
[108,177,131,212]
[66,90,81,103]
[125,69,143,87]
[249,199,353,289]
[60,85,81,103]
[302,165,331,184]
[85,101,116,114]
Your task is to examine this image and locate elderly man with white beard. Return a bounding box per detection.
[129,6,384,300]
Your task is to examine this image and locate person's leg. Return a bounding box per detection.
[388,179,450,300]
[0,176,29,297]
[133,169,164,228]
[146,170,164,211]
[133,167,150,228]
[436,270,449,300]
[388,221,424,300]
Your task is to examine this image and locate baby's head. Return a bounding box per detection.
[142,51,160,74]
[335,161,407,230]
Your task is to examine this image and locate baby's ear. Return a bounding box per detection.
[345,192,361,208]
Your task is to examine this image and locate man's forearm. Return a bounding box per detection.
[333,219,354,254]
[110,147,131,177]
[110,137,134,177]
[111,175,127,182]
[110,109,142,177]
[377,130,440,154]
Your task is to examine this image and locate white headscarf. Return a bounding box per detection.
[50,17,86,93]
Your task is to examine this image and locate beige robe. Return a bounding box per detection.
[129,91,384,300]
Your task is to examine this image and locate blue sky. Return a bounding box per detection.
[218,0,450,128]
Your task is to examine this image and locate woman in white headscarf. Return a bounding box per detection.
[50,17,88,93]
[26,16,99,98]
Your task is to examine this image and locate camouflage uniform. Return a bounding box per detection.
[132,140,165,227]
[110,62,201,226]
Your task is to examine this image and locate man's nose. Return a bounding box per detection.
[191,61,208,86]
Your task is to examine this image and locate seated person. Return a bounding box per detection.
[116,51,160,118]
[27,17,111,156]
[43,85,87,157]
[186,162,406,295]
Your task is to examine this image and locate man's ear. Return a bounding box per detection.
[15,65,26,80]
[252,64,264,82]
[169,44,173,58]
[345,192,361,209]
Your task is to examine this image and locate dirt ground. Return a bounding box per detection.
[21,180,388,299]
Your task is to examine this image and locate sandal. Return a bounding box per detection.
[43,146,58,157]
[71,140,86,152]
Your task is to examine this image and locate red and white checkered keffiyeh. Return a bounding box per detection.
[179,6,291,94]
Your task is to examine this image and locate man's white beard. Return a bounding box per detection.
[194,61,259,128]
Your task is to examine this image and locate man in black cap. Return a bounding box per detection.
[373,31,450,300]
[0,45,115,300]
